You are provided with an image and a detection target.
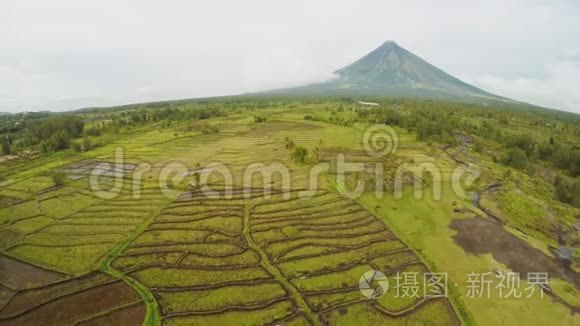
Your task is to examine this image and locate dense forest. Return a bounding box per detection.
[0,105,226,155]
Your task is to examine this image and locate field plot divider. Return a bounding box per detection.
[98,202,171,326]
[242,205,321,326]
[353,199,470,324]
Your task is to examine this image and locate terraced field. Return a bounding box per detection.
[0,115,467,324]
[106,185,459,325]
[1,173,171,275]
[0,255,145,325]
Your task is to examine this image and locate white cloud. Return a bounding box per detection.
[1,0,580,113]
[473,60,580,111]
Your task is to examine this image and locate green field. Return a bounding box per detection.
[0,98,578,325]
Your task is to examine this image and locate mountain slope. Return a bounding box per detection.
[262,41,510,103]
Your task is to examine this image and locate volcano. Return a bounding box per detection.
[262,41,509,103]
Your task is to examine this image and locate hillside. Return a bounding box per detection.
[262,41,512,104]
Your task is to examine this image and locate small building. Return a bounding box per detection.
[357,101,379,107]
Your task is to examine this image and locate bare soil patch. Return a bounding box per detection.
[0,285,15,312]
[0,280,142,325]
[0,254,67,290]
[79,302,145,326]
[64,160,137,180]
[0,271,113,318]
[450,217,580,290]
[0,230,22,251]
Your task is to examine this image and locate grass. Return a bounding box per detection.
[375,264,428,311]
[370,250,419,271]
[322,300,455,325]
[112,252,183,270]
[163,300,294,326]
[2,100,578,325]
[278,241,406,276]
[123,243,244,256]
[306,289,362,311]
[266,232,394,258]
[357,185,579,325]
[132,230,209,245]
[99,204,167,326]
[132,267,272,287]
[157,283,287,313]
[9,243,115,274]
[0,200,40,224]
[292,264,372,291]
[24,233,123,246]
[150,216,242,234]
[180,250,260,267]
[4,215,53,234]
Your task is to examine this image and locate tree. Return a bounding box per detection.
[50,130,69,151]
[284,137,294,149]
[292,146,308,163]
[554,176,580,207]
[254,116,267,123]
[505,148,528,169]
[200,123,218,134]
[82,137,92,152]
[505,134,535,156]
[50,171,66,187]
[71,142,82,152]
[312,147,321,162]
[1,136,10,155]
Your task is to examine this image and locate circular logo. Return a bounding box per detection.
[359,269,389,299]
[362,125,398,157]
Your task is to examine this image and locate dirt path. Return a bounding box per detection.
[441,144,468,166]
[473,182,503,223]
[242,205,320,326]
[99,205,168,326]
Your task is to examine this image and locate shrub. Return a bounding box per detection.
[312,147,321,162]
[554,176,580,207]
[50,171,66,187]
[254,116,267,123]
[292,146,308,163]
[200,123,218,134]
[82,137,92,151]
[505,148,528,169]
[284,137,294,149]
[2,136,11,155]
[505,134,534,156]
[71,142,82,152]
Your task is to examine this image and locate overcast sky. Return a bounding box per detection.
[2,0,580,113]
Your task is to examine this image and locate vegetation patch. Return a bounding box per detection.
[132,266,272,288]
[163,300,295,326]
[9,243,114,274]
[157,282,287,314]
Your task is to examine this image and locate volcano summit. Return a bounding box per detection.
[264,41,509,103]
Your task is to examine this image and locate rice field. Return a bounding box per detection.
[3,106,574,325]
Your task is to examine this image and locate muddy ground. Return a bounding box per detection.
[78,302,145,326]
[450,217,580,291]
[0,255,67,290]
[0,254,145,325]
[1,281,143,325]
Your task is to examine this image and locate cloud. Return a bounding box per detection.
[473,60,580,111]
[1,0,580,113]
